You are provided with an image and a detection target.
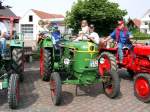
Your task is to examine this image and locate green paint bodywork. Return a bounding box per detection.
[39,37,53,48]
[2,78,8,89]
[0,61,10,89]
[10,33,24,48]
[39,37,100,85]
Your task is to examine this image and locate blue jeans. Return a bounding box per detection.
[0,38,6,55]
[118,43,132,62]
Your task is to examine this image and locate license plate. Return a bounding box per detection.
[0,82,2,90]
[90,60,98,67]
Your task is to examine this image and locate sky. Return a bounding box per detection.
[2,0,150,19]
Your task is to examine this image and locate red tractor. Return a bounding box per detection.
[98,42,150,103]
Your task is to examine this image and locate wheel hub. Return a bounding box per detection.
[99,55,111,76]
[135,78,150,97]
[50,80,56,97]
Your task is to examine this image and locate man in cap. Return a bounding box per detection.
[104,20,133,63]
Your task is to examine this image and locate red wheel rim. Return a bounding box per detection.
[16,79,20,101]
[50,80,56,97]
[105,85,113,94]
[135,78,150,97]
[40,48,44,78]
[98,55,111,76]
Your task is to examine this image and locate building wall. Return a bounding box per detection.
[140,12,150,34]
[19,10,40,40]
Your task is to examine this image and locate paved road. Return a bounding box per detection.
[0,61,149,112]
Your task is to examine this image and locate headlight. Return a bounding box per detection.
[64,58,70,65]
[148,56,150,60]
[99,58,105,64]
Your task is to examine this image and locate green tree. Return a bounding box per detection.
[65,0,127,36]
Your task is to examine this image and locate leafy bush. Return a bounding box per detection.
[131,28,150,40]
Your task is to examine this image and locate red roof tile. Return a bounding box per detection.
[32,9,64,19]
[133,19,141,28]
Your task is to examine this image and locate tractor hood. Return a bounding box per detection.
[134,44,150,56]
[61,40,98,53]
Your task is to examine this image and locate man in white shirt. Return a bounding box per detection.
[87,24,100,44]
[0,21,8,58]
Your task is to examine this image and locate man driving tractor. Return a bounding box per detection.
[0,20,9,59]
[103,20,133,63]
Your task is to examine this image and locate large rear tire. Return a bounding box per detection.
[8,74,20,109]
[134,73,150,103]
[50,72,62,105]
[12,48,24,82]
[40,48,53,81]
[103,70,120,98]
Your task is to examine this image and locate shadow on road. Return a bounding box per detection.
[118,69,133,81]
[61,91,74,106]
[18,70,40,109]
[77,83,103,97]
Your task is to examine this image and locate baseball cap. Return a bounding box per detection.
[118,20,124,25]
[90,24,95,28]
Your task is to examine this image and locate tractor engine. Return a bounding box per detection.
[132,44,150,73]
[61,41,99,82]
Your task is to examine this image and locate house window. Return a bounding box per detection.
[144,29,147,34]
[21,24,33,39]
[29,15,33,22]
[145,22,148,25]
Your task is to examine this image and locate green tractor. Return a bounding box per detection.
[39,32,120,105]
[0,33,24,109]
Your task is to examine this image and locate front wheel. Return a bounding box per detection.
[134,73,150,103]
[8,74,20,109]
[103,70,120,98]
[50,72,62,105]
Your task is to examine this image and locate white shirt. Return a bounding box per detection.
[81,26,89,34]
[89,32,100,44]
[0,22,7,33]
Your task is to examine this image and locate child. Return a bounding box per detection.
[88,24,100,44]
[75,20,90,41]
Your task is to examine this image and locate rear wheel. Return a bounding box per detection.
[103,70,120,98]
[8,74,20,109]
[40,48,53,81]
[134,73,150,103]
[12,48,24,82]
[50,72,62,105]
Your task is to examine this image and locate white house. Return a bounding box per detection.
[19,9,65,50]
[140,9,150,34]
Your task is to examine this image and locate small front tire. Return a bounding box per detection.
[8,74,20,109]
[103,70,120,98]
[50,72,62,105]
[134,73,150,103]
